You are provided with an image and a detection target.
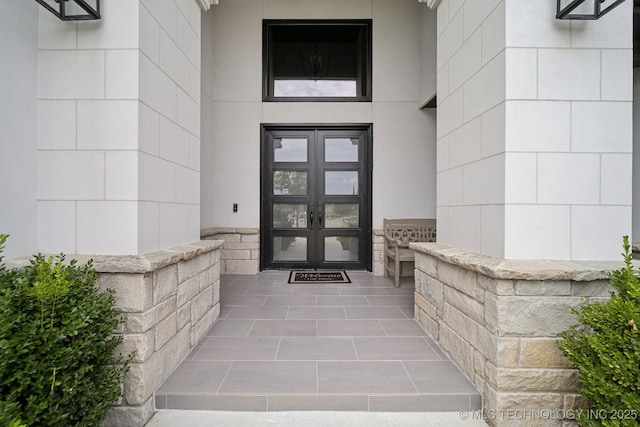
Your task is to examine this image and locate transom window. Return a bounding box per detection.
[263,20,372,101]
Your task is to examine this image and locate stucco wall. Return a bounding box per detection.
[420,5,438,104]
[0,2,38,258]
[200,0,438,232]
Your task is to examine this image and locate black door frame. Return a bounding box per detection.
[260,123,373,271]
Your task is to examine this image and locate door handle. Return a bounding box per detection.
[309,210,314,227]
[318,204,323,227]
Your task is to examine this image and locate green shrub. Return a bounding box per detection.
[558,236,640,427]
[0,234,132,427]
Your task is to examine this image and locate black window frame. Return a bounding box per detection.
[262,19,373,102]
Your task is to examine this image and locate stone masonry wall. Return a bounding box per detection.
[202,227,385,276]
[412,242,622,427]
[202,228,259,274]
[373,230,384,276]
[94,240,223,426]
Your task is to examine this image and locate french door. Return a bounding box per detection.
[260,125,372,270]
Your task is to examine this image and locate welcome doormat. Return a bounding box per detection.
[288,270,351,284]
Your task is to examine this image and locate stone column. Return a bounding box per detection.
[36,0,204,256]
[202,227,261,273]
[435,0,632,260]
[32,2,218,425]
[430,1,633,425]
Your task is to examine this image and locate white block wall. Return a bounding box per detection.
[436,0,632,260]
[36,0,203,256]
[200,0,438,231]
[138,0,202,253]
[633,73,640,244]
[0,2,39,259]
[436,0,507,256]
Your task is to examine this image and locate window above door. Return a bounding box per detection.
[263,20,372,102]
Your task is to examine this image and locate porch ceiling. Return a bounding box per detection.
[199,0,439,11]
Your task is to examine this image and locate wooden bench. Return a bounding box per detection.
[384,218,436,287]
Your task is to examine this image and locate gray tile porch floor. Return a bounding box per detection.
[155,271,481,413]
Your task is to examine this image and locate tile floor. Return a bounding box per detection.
[155,271,481,412]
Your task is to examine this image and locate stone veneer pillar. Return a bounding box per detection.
[57,240,222,427]
[373,230,385,276]
[201,227,260,274]
[435,0,632,259]
[411,242,627,427]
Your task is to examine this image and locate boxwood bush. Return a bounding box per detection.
[558,236,640,427]
[0,234,132,426]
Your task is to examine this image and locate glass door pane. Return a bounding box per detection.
[273,171,307,195]
[324,203,359,228]
[325,138,359,162]
[324,236,359,261]
[273,236,308,261]
[325,171,359,195]
[274,138,307,162]
[273,204,308,228]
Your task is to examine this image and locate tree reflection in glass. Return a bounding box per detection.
[324,203,358,228]
[273,204,307,228]
[273,171,307,195]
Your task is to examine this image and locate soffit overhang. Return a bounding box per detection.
[198,0,439,11]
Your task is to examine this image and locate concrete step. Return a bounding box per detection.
[145,410,489,427]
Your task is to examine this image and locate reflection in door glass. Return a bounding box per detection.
[273,236,307,261]
[324,204,359,228]
[325,236,359,261]
[273,204,307,228]
[274,80,357,97]
[325,171,359,195]
[274,138,307,162]
[273,171,307,195]
[325,138,359,162]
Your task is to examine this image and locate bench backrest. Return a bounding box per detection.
[383,218,436,245]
